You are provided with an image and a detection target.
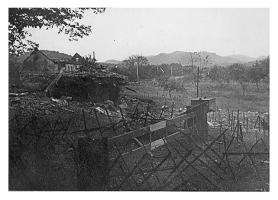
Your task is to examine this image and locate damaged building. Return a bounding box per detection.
[20,48,127,103]
[45,70,127,103]
[21,48,86,73]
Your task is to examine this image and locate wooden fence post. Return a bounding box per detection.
[77,137,108,191]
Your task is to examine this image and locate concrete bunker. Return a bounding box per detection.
[46,72,127,103]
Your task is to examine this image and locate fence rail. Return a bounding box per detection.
[9,97,269,191]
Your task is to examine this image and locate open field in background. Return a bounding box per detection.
[124,79,269,145]
[123,80,269,191]
[124,80,269,113]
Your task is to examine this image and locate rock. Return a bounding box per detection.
[45,110,52,115]
[11,97,21,103]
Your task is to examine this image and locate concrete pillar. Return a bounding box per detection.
[194,102,208,137]
[189,97,215,137]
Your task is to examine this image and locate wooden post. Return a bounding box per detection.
[136,63,139,82]
[239,124,243,141]
[77,137,108,191]
[231,111,234,131]
[243,112,245,126]
[196,67,199,97]
[171,101,175,118]
[259,115,261,132]
[170,65,173,76]
[228,109,230,127]
[218,109,221,124]
[237,110,240,138]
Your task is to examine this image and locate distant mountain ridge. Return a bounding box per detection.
[105,51,264,67]
[146,51,261,66]
[15,50,264,67]
[104,59,123,65]
[227,54,257,63]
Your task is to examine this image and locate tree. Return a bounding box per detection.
[124,55,148,82]
[9,8,105,55]
[208,65,228,84]
[208,65,221,82]
[188,52,210,97]
[246,63,262,90]
[246,57,269,90]
[228,63,249,95]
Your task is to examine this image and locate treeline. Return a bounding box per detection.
[208,58,269,89]
[110,57,269,84]
[109,56,269,95]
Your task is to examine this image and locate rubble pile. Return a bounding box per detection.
[9,88,186,139]
[20,72,57,91]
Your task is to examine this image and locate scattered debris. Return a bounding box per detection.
[50,97,69,106]
[9,92,29,97]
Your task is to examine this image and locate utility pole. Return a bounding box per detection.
[156,66,158,75]
[170,65,173,76]
[180,62,183,76]
[136,63,139,82]
[182,64,184,76]
[197,66,199,97]
[93,51,96,63]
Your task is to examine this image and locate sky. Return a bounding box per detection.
[27,8,269,62]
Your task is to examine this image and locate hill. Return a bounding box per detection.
[104,59,123,65]
[227,54,257,63]
[146,51,260,67]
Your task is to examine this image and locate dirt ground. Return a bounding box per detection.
[9,80,269,191]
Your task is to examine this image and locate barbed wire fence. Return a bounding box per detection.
[9,99,269,191]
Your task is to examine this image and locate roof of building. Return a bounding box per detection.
[22,49,88,66]
[62,69,127,82]
[29,49,73,63]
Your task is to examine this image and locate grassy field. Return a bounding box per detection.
[125,79,269,113]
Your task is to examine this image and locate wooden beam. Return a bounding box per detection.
[108,112,195,144]
[119,130,190,159]
[224,152,269,156]
[44,68,64,95]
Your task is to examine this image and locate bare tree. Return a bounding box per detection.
[188,52,209,97]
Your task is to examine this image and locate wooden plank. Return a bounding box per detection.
[109,112,195,144]
[167,112,195,127]
[150,121,166,132]
[224,152,269,156]
[151,138,166,150]
[120,130,188,159]
[108,126,150,144]
[44,69,64,94]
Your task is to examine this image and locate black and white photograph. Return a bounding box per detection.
[7,4,271,192]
